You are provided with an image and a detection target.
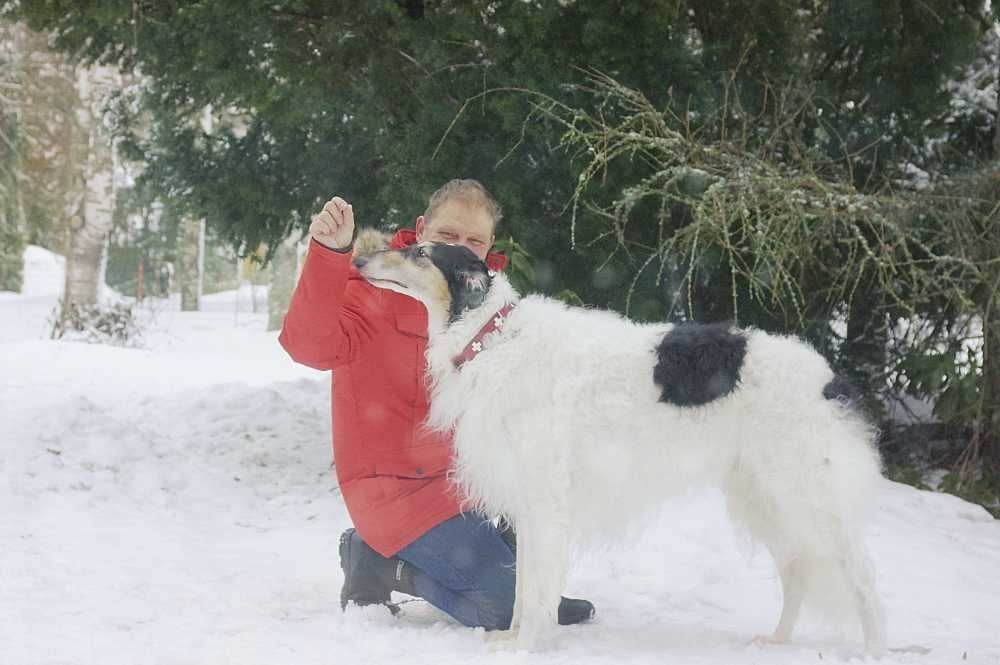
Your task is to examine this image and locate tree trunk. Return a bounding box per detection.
[982,52,1000,469]
[7,23,79,258]
[0,24,27,292]
[983,319,1000,469]
[61,64,116,315]
[993,47,1000,161]
[179,216,204,311]
[0,200,24,292]
[0,117,23,291]
[267,233,301,331]
[841,279,884,401]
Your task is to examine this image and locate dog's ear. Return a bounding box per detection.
[352,228,391,258]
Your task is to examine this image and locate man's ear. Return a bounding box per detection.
[415,216,426,241]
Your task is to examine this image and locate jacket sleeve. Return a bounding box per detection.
[278,239,382,370]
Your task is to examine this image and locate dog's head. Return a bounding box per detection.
[354,242,492,322]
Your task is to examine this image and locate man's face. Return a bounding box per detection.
[415,199,495,261]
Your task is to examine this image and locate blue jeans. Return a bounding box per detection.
[397,513,515,630]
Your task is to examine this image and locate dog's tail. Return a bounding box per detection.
[653,322,747,407]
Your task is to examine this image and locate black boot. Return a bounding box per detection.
[558,596,596,625]
[339,528,419,614]
[497,520,596,626]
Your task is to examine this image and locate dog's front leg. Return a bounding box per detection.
[511,536,524,633]
[513,511,570,652]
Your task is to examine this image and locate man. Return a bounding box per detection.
[279,179,594,630]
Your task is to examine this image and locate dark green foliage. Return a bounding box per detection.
[939,470,1000,517]
[65,3,691,304]
[8,1,987,297]
[885,464,932,491]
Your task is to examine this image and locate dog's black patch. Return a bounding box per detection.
[653,322,747,407]
[425,243,492,321]
[822,376,858,402]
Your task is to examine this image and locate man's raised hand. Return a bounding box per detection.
[310,196,355,249]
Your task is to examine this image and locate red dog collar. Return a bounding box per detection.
[452,303,517,369]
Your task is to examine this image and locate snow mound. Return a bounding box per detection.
[20,244,65,297]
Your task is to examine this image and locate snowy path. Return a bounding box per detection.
[2,268,999,664]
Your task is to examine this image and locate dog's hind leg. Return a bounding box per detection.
[840,546,887,657]
[771,558,804,643]
[722,470,808,646]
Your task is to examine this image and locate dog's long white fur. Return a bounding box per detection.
[410,268,885,654]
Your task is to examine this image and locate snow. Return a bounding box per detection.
[3,246,999,665]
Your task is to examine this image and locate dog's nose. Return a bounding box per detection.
[353,256,368,269]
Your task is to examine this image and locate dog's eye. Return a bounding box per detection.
[415,247,427,258]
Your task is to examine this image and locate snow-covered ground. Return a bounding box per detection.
[2,246,999,665]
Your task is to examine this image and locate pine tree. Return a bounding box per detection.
[0,23,25,292]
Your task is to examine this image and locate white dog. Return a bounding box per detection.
[355,240,886,655]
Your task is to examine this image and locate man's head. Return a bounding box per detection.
[354,242,492,323]
[415,179,501,261]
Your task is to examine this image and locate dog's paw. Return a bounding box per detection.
[750,634,788,648]
[484,628,518,652]
[514,622,558,652]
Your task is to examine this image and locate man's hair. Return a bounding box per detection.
[424,179,502,230]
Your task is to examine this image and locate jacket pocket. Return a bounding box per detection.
[393,312,429,339]
[373,443,453,479]
[392,311,432,410]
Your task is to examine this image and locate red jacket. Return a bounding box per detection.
[278,229,507,556]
